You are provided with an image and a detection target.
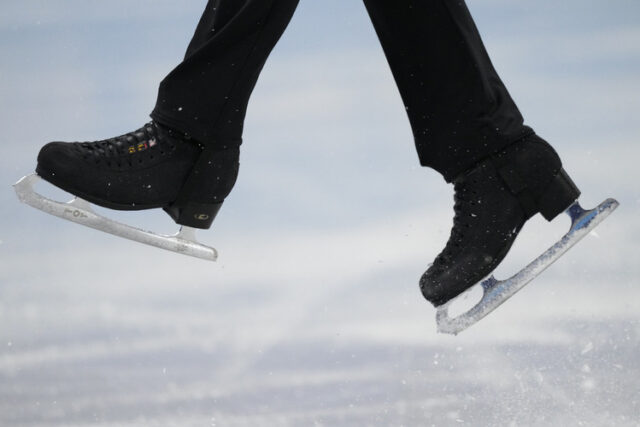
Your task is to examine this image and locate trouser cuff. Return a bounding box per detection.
[151,109,243,149]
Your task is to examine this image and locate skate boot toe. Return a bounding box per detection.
[420,267,455,307]
[420,251,503,306]
[36,141,83,185]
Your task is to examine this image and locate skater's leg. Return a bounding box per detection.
[151,0,300,147]
[36,0,299,231]
[362,0,581,305]
[362,0,533,181]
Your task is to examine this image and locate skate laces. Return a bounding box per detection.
[78,123,166,163]
[433,179,476,267]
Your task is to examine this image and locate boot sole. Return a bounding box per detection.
[36,164,221,229]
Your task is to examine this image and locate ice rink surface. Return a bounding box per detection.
[1,0,639,425]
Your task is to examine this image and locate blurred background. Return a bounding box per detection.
[1,0,638,425]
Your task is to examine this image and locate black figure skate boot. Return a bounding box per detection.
[420,134,581,307]
[15,121,239,260]
[36,121,239,229]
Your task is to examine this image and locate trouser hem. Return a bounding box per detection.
[418,126,536,182]
[150,109,243,149]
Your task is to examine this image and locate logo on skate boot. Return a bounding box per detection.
[194,214,210,221]
[128,138,157,154]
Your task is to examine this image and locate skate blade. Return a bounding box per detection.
[436,197,619,335]
[13,174,217,261]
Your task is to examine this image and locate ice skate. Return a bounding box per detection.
[420,135,618,334]
[14,121,239,260]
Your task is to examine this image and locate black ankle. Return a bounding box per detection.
[167,143,240,229]
[488,134,580,221]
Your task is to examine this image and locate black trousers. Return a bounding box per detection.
[151,0,533,182]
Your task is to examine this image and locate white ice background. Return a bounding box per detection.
[0,0,639,425]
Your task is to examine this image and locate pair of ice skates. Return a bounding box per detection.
[14,122,618,334]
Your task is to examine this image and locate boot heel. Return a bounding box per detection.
[163,201,223,229]
[538,168,581,221]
